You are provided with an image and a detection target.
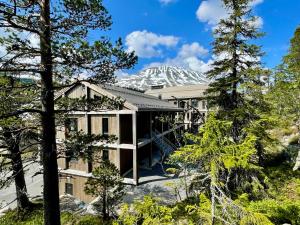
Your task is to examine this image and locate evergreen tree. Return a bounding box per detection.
[0,76,38,211]
[205,0,268,143]
[269,26,300,170]
[0,1,137,224]
[170,113,262,223]
[84,160,125,219]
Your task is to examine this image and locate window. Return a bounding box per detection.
[158,94,162,100]
[102,148,109,161]
[66,118,78,135]
[102,118,109,135]
[191,99,199,108]
[179,101,185,108]
[65,183,73,195]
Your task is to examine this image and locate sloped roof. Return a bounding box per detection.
[56,82,182,112]
[145,84,209,100]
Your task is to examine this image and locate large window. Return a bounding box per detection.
[102,118,109,135]
[65,183,73,195]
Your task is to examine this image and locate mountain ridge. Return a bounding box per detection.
[116,66,210,91]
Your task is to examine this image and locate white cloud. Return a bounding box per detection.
[196,0,227,25]
[143,42,212,73]
[159,0,177,5]
[196,0,264,26]
[125,30,179,58]
[179,42,209,58]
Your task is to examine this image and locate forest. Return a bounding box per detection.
[0,0,299,225]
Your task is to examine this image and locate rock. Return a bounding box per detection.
[59,195,86,213]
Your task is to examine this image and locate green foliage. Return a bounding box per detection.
[64,131,117,163]
[84,160,124,218]
[240,213,274,225]
[114,196,175,225]
[247,199,300,225]
[172,113,261,192]
[0,205,110,225]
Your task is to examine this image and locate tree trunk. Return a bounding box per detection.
[3,129,31,210]
[210,183,216,225]
[102,190,107,219]
[40,1,61,224]
[12,144,31,210]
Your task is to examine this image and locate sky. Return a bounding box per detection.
[100,0,299,76]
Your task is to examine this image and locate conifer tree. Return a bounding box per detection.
[269,26,300,170]
[84,160,124,219]
[0,1,137,224]
[0,76,38,211]
[206,0,268,143]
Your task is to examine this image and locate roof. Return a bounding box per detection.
[145,84,209,100]
[56,82,182,112]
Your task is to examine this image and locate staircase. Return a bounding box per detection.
[151,130,177,160]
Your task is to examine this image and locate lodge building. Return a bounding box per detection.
[55,81,183,202]
[145,84,209,133]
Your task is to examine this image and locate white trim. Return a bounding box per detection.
[69,110,136,115]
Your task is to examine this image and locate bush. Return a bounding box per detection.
[77,215,106,225]
[248,199,300,225]
[0,204,110,225]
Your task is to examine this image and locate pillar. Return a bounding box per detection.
[132,112,138,185]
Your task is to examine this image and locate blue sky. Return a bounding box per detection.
[99,0,300,75]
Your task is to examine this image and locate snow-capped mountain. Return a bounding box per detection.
[117,66,210,91]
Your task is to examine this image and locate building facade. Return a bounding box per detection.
[55,82,183,202]
[145,84,209,133]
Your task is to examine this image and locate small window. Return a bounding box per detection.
[66,118,78,135]
[179,101,185,108]
[191,99,199,108]
[65,183,73,195]
[102,148,109,161]
[102,118,109,135]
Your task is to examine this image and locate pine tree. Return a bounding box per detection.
[0,76,38,211]
[84,160,124,219]
[0,1,137,224]
[206,0,268,143]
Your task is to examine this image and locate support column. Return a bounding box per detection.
[132,112,139,185]
[116,114,121,171]
[149,112,153,168]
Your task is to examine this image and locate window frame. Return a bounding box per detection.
[65,183,73,195]
[102,117,109,136]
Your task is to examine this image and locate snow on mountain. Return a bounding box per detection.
[116,66,210,91]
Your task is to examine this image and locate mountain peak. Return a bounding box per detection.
[117,66,209,91]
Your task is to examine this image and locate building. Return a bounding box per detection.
[55,81,183,202]
[145,84,209,133]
